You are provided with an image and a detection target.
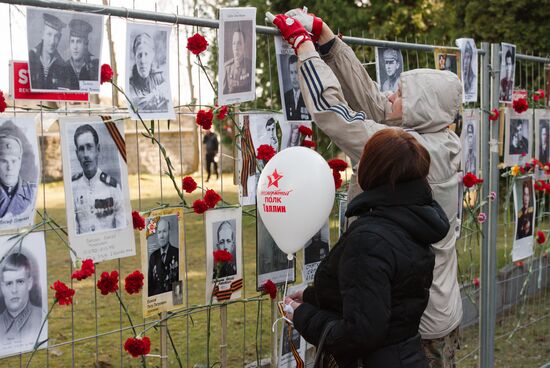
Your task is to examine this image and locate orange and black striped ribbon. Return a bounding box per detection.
[100,115,127,163]
[277,301,305,368]
[212,278,243,301]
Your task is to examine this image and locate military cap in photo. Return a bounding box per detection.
[69,19,93,38]
[383,48,400,61]
[43,13,66,32]
[0,135,22,158]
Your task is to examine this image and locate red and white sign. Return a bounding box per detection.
[9,61,88,102]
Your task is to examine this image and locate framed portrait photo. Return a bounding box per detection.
[59,116,135,263]
[26,7,103,93]
[504,108,533,167]
[218,7,256,105]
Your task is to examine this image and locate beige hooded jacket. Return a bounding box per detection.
[297,37,463,339]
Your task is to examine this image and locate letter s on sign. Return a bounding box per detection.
[18,68,29,85]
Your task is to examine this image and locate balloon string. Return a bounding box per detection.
[283,258,291,300]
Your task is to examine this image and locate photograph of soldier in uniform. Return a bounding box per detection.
[218,8,256,105]
[434,48,460,77]
[126,22,175,121]
[375,47,403,93]
[0,117,39,232]
[0,232,47,358]
[461,119,478,174]
[499,43,516,103]
[68,123,125,235]
[537,119,549,164]
[509,119,529,156]
[456,38,478,103]
[26,8,103,92]
[512,177,535,261]
[147,215,179,297]
[212,220,238,279]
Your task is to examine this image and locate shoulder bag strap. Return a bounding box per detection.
[313,320,338,368]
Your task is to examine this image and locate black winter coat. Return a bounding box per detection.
[293,180,450,368]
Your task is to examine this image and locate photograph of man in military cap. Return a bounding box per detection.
[499,43,516,103]
[147,215,179,297]
[69,123,124,235]
[126,22,175,120]
[66,18,99,90]
[27,8,104,92]
[223,25,253,95]
[509,119,529,156]
[376,47,403,93]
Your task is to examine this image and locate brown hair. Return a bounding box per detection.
[357,128,431,191]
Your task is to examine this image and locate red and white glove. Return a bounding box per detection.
[284,8,323,43]
[271,14,312,51]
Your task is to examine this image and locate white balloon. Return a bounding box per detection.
[257,147,335,259]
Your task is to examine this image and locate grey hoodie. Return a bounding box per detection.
[297,37,463,339]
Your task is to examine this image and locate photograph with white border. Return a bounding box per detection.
[456,38,478,103]
[59,117,135,263]
[280,120,312,151]
[535,109,550,180]
[375,47,403,93]
[218,7,256,105]
[461,109,480,175]
[504,108,533,167]
[125,21,175,121]
[26,7,103,92]
[0,232,47,358]
[512,176,535,261]
[499,43,516,103]
[205,207,243,304]
[0,116,40,233]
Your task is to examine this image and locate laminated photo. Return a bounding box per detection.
[302,221,330,284]
[0,232,47,358]
[141,207,185,317]
[26,7,103,93]
[0,116,40,233]
[456,38,478,103]
[461,109,480,175]
[59,117,135,263]
[504,108,533,167]
[218,7,256,105]
[205,207,243,304]
[434,48,461,78]
[499,43,516,103]
[275,36,311,123]
[375,47,403,93]
[125,22,175,121]
[512,176,535,261]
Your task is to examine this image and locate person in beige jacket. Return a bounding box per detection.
[272,10,463,367]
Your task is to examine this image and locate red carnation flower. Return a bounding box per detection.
[204,189,222,208]
[298,125,313,137]
[213,249,233,264]
[515,261,524,267]
[327,159,348,172]
[535,180,545,192]
[182,176,198,193]
[301,139,316,148]
[512,98,529,114]
[216,105,229,120]
[187,33,208,55]
[51,280,75,306]
[256,144,276,162]
[124,270,144,295]
[132,211,146,230]
[535,89,545,99]
[537,230,546,244]
[463,172,483,188]
[488,108,499,121]
[100,64,113,84]
[124,336,151,358]
[473,277,480,288]
[261,279,277,300]
[71,259,95,281]
[193,199,208,214]
[97,271,119,295]
[333,170,343,189]
[196,109,214,130]
[0,90,7,113]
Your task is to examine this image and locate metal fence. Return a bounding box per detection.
[0,0,549,367]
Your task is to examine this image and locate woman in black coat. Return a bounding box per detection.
[285,129,450,368]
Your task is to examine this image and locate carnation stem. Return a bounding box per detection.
[25,300,57,368]
[166,324,184,368]
[115,291,137,337]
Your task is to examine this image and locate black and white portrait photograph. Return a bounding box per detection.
[26,7,103,92]
[456,38,478,103]
[256,212,295,290]
[512,176,535,261]
[0,232,47,358]
[218,7,256,105]
[238,113,283,206]
[0,116,40,232]
[205,208,243,303]
[172,281,183,306]
[303,221,330,283]
[499,43,516,103]
[60,117,135,263]
[375,47,403,93]
[434,48,460,78]
[535,110,550,166]
[279,121,312,151]
[125,22,175,121]
[275,36,311,122]
[504,108,533,166]
[146,215,179,298]
[461,110,479,175]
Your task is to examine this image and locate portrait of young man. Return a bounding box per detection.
[516,179,534,240]
[283,55,311,121]
[463,122,477,174]
[66,19,99,90]
[377,47,403,93]
[538,120,549,164]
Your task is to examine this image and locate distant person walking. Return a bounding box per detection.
[203,130,219,182]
